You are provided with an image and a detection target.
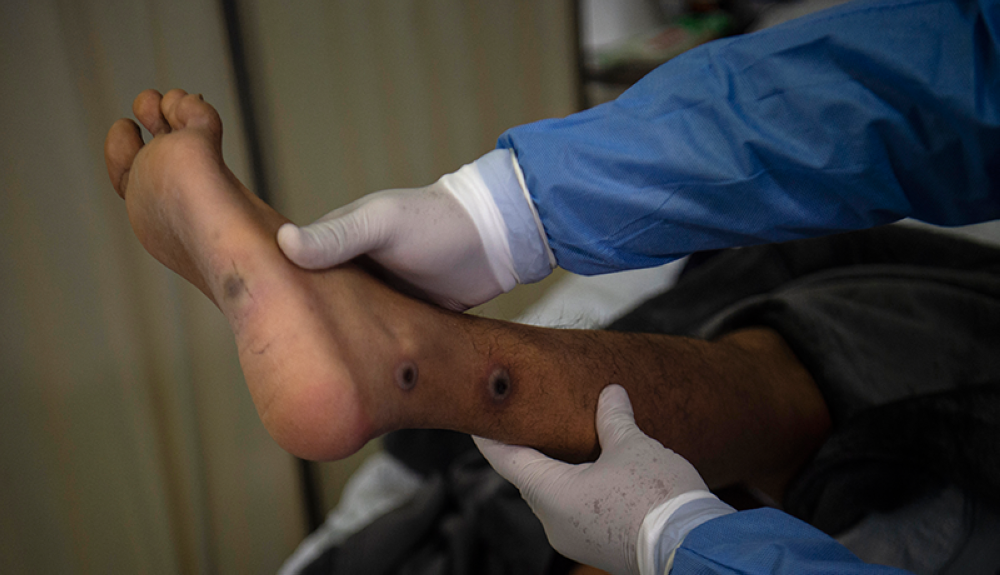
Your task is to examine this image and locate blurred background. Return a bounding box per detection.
[6,1,997,574]
[0,1,580,572]
[0,0,667,569]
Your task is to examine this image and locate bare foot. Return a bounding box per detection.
[104,89,434,460]
[105,90,829,501]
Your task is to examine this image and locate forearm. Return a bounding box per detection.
[495,0,1000,274]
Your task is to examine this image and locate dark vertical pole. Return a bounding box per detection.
[219,0,272,206]
[572,0,590,111]
[220,0,325,533]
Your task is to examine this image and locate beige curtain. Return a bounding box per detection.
[1,0,577,572]
[1,1,303,573]
[238,0,578,327]
[235,0,579,508]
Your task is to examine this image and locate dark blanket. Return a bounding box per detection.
[301,447,569,575]
[609,225,1000,535]
[302,225,1000,575]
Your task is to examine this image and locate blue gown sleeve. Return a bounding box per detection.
[672,508,913,574]
[497,0,1000,275]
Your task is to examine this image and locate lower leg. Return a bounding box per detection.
[445,319,829,497]
[106,90,829,499]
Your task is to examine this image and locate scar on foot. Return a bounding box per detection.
[395,361,418,391]
[488,367,512,403]
[224,274,246,299]
[223,262,252,302]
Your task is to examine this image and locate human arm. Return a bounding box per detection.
[281,0,1000,295]
[474,384,737,575]
[495,0,1000,274]
[476,386,912,575]
[276,149,551,311]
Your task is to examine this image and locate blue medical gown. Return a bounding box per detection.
[495,0,1000,276]
[673,509,911,574]
[487,0,1000,571]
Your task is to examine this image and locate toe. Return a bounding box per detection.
[133,89,169,136]
[104,118,144,199]
[160,89,190,129]
[166,93,223,144]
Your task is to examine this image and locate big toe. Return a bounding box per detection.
[104,118,144,198]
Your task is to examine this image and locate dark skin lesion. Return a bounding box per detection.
[224,274,247,300]
[395,361,419,391]
[222,260,254,304]
[488,368,512,403]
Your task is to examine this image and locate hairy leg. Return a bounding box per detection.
[105,90,829,498]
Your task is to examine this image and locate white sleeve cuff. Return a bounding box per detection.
[438,160,519,292]
[473,149,555,284]
[637,491,737,575]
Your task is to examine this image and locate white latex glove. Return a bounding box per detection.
[474,385,734,575]
[277,162,517,311]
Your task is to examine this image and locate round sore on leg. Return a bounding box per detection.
[395,360,418,391]
[488,367,512,403]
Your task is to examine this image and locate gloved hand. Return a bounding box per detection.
[474,385,734,575]
[277,162,517,311]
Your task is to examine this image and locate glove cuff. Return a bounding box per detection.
[638,491,736,575]
[438,159,519,293]
[474,149,555,284]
